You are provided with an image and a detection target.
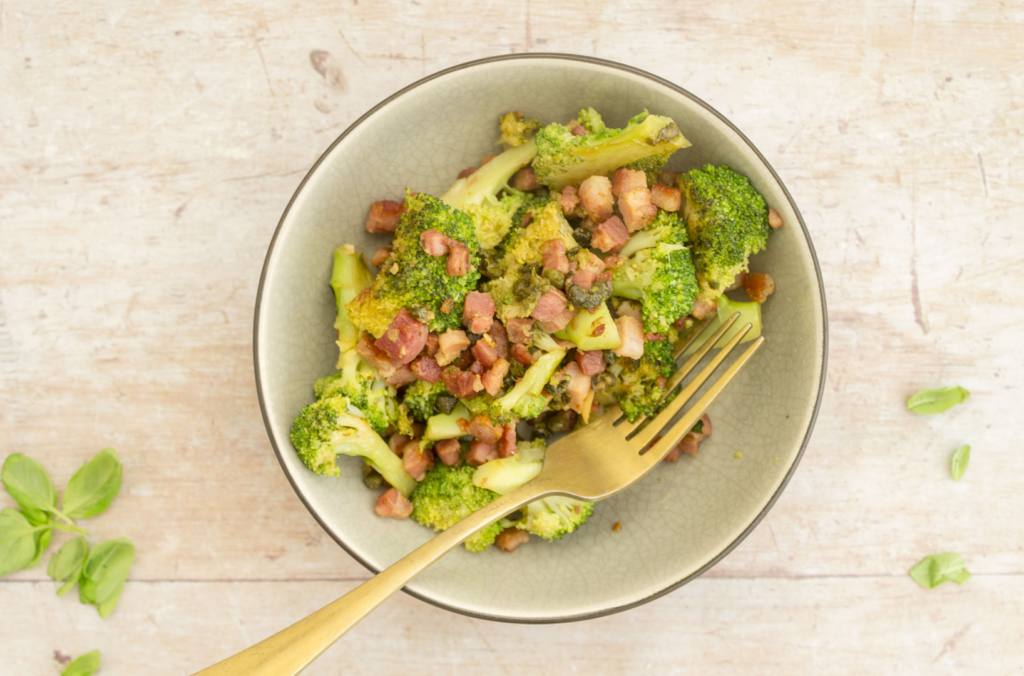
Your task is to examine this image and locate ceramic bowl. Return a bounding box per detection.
[254,54,827,623]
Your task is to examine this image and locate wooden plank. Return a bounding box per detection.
[2,576,1019,674]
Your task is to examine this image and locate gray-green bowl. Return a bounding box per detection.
[254,54,827,623]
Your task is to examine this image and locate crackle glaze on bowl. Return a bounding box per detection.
[254,54,827,623]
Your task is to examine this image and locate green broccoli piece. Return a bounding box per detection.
[516,496,595,541]
[330,245,375,358]
[402,379,450,423]
[470,439,593,541]
[680,165,770,303]
[346,192,480,337]
[532,110,691,191]
[617,209,689,259]
[611,213,699,334]
[290,395,417,496]
[411,464,504,551]
[314,349,401,436]
[484,201,576,322]
[471,440,545,495]
[441,140,539,249]
[424,402,472,441]
[576,107,605,133]
[554,301,622,351]
[498,111,542,149]
[605,339,676,423]
[491,347,566,424]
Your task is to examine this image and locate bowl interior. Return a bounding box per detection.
[255,55,825,622]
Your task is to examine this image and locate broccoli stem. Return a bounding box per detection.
[494,349,566,413]
[472,456,543,495]
[424,403,472,441]
[554,302,622,350]
[331,414,418,496]
[440,140,538,210]
[682,294,762,357]
[331,245,374,357]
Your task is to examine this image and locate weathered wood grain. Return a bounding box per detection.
[1,0,1022,672]
[2,577,1021,675]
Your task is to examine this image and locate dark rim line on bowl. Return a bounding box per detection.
[253,52,829,625]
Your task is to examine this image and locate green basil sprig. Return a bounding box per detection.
[79,538,135,618]
[62,650,100,676]
[950,445,970,481]
[910,552,971,589]
[907,386,970,415]
[1,449,135,617]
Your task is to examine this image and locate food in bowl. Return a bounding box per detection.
[288,107,781,553]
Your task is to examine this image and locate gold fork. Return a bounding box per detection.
[195,313,763,676]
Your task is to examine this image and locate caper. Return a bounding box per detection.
[547,410,577,433]
[543,268,565,288]
[361,464,384,489]
[434,394,458,415]
[572,226,592,247]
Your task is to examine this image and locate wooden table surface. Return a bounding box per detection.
[2,2,1022,673]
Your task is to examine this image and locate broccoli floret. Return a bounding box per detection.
[290,396,417,496]
[611,214,699,334]
[315,349,401,436]
[516,496,594,541]
[411,464,504,551]
[680,165,770,303]
[485,201,576,322]
[532,110,691,191]
[470,439,593,541]
[498,111,541,149]
[441,140,539,249]
[576,107,605,133]
[402,379,450,422]
[605,340,676,423]
[330,245,375,357]
[346,192,480,337]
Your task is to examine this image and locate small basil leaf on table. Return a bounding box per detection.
[62,448,123,519]
[1,453,59,524]
[48,536,89,596]
[79,537,135,617]
[62,649,100,676]
[906,386,970,415]
[909,552,971,589]
[0,508,46,578]
[950,445,970,481]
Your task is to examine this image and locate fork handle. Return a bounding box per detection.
[192,480,552,676]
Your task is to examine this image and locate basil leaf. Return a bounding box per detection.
[1,453,58,523]
[79,537,134,617]
[63,448,123,519]
[48,536,88,596]
[909,552,971,589]
[907,386,970,415]
[0,508,44,578]
[951,445,970,481]
[28,526,53,570]
[62,649,100,676]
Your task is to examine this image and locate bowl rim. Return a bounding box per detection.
[253,52,829,625]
